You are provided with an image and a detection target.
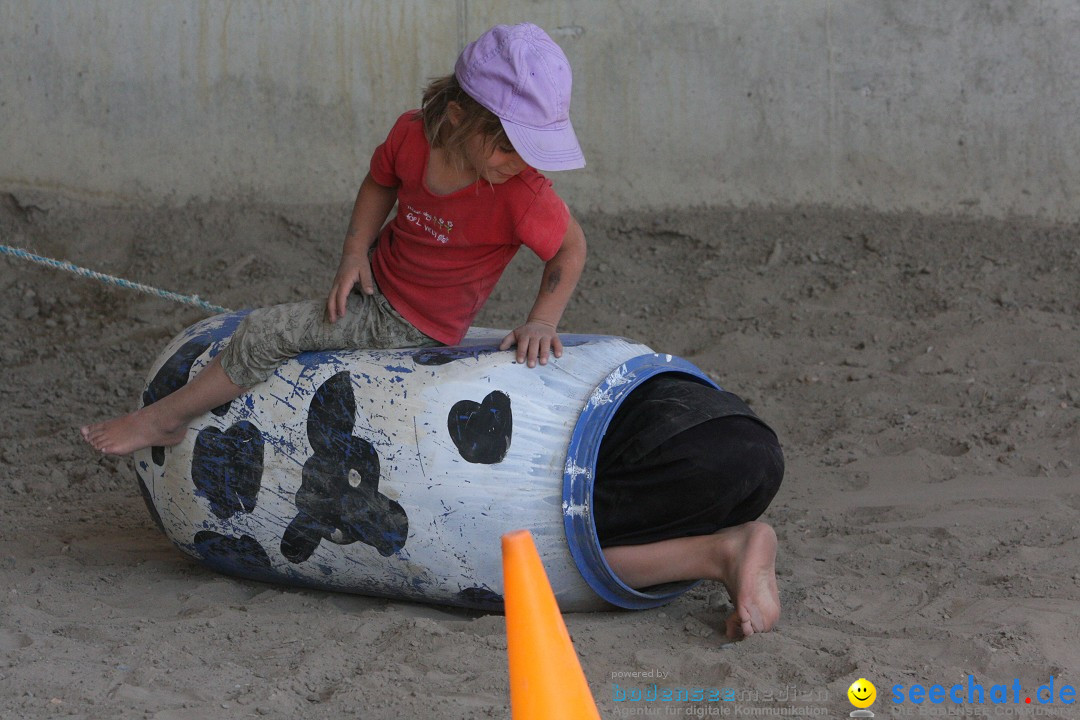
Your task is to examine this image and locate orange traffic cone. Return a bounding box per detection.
[502,529,602,720]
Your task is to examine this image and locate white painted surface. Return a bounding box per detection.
[134,315,655,610]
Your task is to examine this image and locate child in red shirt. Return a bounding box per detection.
[83,23,586,455]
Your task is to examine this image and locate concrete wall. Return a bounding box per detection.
[2,1,1077,220]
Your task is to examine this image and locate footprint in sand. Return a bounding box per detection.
[0,628,33,652]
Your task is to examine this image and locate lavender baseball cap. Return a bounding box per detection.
[455,23,585,171]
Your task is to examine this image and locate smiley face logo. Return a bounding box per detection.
[847,678,877,708]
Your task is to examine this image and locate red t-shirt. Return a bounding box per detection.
[368,111,570,345]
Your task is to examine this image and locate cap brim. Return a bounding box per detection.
[502,120,586,172]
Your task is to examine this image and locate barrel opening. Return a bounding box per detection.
[563,355,720,610]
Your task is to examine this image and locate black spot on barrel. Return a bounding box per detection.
[411,347,488,365]
[193,531,274,581]
[281,371,409,564]
[191,421,264,520]
[448,391,512,464]
[458,586,504,611]
[142,339,211,408]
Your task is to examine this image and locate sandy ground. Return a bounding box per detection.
[1,190,1078,719]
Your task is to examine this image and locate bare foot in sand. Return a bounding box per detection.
[601,520,781,640]
[81,406,188,455]
[713,521,780,640]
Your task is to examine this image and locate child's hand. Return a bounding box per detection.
[499,321,563,368]
[326,254,374,323]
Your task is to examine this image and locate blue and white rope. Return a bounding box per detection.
[1,243,232,314]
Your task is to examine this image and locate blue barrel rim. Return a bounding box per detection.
[563,353,721,609]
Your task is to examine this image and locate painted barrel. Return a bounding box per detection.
[134,311,719,611]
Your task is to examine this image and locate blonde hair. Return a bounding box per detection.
[420,74,509,167]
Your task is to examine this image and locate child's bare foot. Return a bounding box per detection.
[601,521,781,640]
[714,521,780,640]
[81,407,188,455]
